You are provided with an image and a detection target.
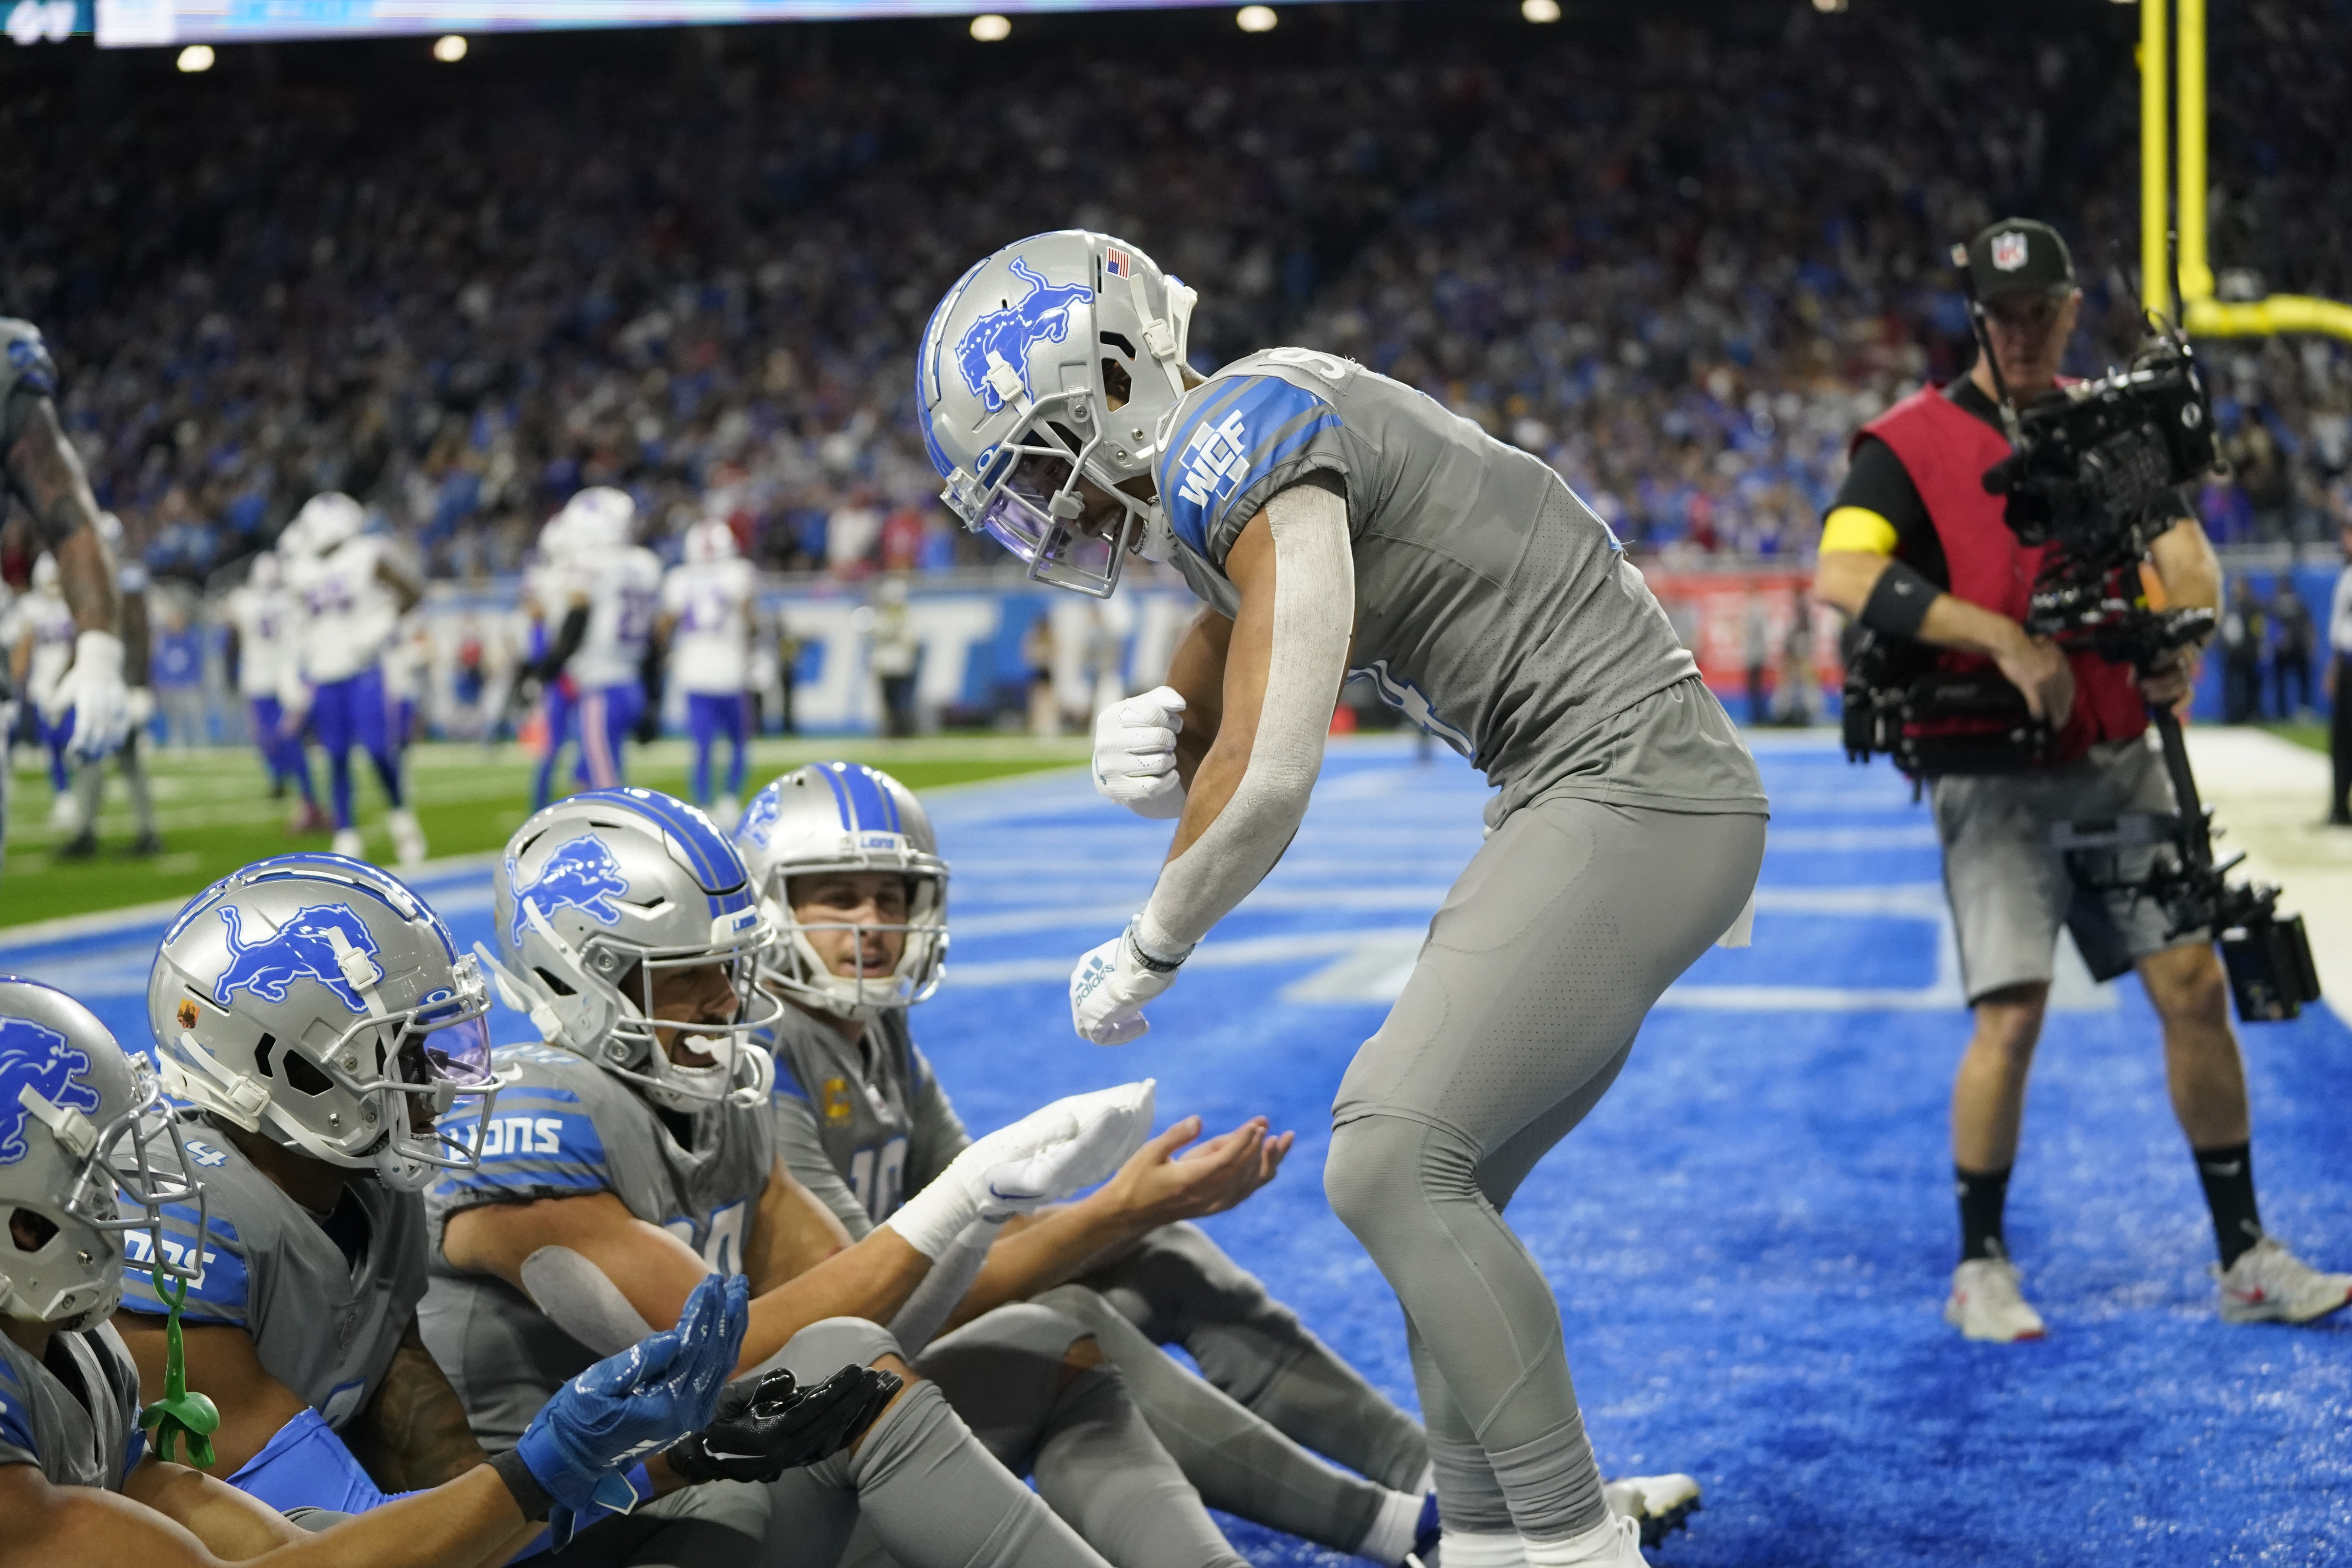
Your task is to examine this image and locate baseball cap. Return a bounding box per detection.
[1964,218,2076,303]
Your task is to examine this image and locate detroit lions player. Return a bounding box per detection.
[923,232,1766,1568]
[0,976,759,1568]
[10,553,81,833]
[56,511,164,862]
[554,489,664,791]
[114,852,892,1562]
[658,517,758,827]
[426,787,1178,1568]
[281,493,428,867]
[223,553,327,834]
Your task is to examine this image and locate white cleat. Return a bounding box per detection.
[1602,1474,1702,1548]
[46,793,81,834]
[711,793,741,832]
[1945,1256,2047,1342]
[332,828,365,860]
[387,807,428,869]
[2216,1236,2352,1325]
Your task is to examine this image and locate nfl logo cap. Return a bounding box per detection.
[1965,218,2075,302]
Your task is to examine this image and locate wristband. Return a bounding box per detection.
[1858,558,1941,640]
[491,1448,555,1523]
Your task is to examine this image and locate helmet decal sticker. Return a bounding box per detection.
[954,258,1090,414]
[735,786,784,852]
[0,1018,97,1165]
[509,834,633,944]
[213,903,383,1013]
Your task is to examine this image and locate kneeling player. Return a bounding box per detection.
[737,761,1704,1559]
[117,851,890,1562]
[428,787,1214,1567]
[0,975,753,1568]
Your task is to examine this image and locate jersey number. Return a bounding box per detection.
[848,1138,908,1224]
[664,1199,748,1278]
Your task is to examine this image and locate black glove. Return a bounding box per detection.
[660,1363,902,1485]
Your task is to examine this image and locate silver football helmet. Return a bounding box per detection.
[151,854,501,1192]
[493,788,779,1112]
[918,230,1198,597]
[684,518,738,564]
[562,487,636,558]
[733,763,948,1021]
[0,978,207,1331]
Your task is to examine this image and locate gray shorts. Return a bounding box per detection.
[1929,733,2202,1003]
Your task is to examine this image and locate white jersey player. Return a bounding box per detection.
[222,551,323,830]
[555,488,663,789]
[278,492,427,864]
[659,517,757,824]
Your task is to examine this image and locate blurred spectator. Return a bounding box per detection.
[2272,582,2317,719]
[2330,522,2352,826]
[148,598,208,749]
[1022,612,1059,738]
[870,578,919,738]
[1741,592,1771,726]
[2221,578,2270,723]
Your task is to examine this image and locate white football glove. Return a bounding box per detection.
[58,630,129,760]
[883,1080,1156,1257]
[1093,686,1187,820]
[1070,924,1191,1046]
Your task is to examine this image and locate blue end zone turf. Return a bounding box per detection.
[8,735,2348,1566]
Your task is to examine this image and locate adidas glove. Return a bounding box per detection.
[1070,922,1190,1046]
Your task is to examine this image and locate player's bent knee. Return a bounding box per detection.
[1058,1334,1106,1389]
[1326,1113,1467,1245]
[773,1316,918,1384]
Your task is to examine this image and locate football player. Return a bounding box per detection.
[520,510,587,811]
[657,517,758,828]
[280,493,428,866]
[922,233,1767,1568]
[9,552,81,834]
[55,511,163,861]
[426,787,1198,1568]
[222,553,327,834]
[0,975,754,1568]
[738,761,1702,1561]
[543,489,663,791]
[115,851,893,1562]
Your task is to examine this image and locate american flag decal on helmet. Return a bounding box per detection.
[1105,248,1132,279]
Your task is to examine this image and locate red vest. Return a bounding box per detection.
[1857,387,2146,761]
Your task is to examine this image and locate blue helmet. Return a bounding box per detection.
[493,788,779,1112]
[151,854,499,1191]
[0,978,207,1331]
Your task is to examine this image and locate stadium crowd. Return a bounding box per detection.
[0,0,2347,592]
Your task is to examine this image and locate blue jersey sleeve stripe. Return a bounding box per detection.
[1159,377,1339,557]
[772,1055,809,1101]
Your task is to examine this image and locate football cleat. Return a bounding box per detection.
[332,826,364,858]
[1603,1474,1702,1548]
[1945,1256,2047,1342]
[2216,1236,2352,1324]
[388,806,428,869]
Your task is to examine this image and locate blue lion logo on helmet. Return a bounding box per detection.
[213,903,383,1013]
[510,834,632,945]
[0,1018,99,1166]
[954,258,1091,415]
[733,785,784,854]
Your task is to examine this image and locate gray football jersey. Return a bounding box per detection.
[420,1041,774,1451]
[0,1321,143,1489]
[116,1125,425,1433]
[767,1005,971,1242]
[1154,348,1765,819]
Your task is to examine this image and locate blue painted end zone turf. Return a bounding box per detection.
[4,736,2346,1565]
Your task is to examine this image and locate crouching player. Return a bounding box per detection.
[114,851,892,1563]
[0,974,757,1568]
[424,788,1216,1567]
[736,761,1705,1560]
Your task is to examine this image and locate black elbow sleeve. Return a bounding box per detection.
[1858,559,1940,640]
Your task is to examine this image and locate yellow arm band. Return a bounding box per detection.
[1819,506,1899,556]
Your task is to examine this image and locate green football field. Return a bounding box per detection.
[0,736,1089,930]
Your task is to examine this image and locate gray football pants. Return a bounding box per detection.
[759,1310,1243,1568]
[1324,795,1765,1544]
[1036,1220,1429,1555]
[73,726,157,839]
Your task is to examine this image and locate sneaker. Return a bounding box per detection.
[1527,1514,1648,1567]
[387,808,428,869]
[332,828,365,859]
[1945,1256,2047,1342]
[1603,1475,1701,1547]
[2216,1236,2352,1325]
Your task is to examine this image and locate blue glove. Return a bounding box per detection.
[518,1273,748,1543]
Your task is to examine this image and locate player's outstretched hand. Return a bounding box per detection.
[58,630,130,759]
[1093,685,1187,819]
[519,1272,748,1541]
[1070,926,1185,1045]
[1100,1113,1294,1228]
[662,1363,902,1485]
[884,1080,1156,1256]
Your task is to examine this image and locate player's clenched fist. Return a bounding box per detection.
[1071,922,1189,1045]
[1093,685,1187,819]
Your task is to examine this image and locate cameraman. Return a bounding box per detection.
[1813,218,2351,1343]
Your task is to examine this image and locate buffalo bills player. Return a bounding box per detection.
[658,517,758,827]
[281,493,428,866]
[550,489,664,790]
[223,552,327,834]
[922,232,1765,1568]
[0,975,758,1568]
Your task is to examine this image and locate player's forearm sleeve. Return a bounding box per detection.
[1139,483,1353,955]
[517,1245,657,1358]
